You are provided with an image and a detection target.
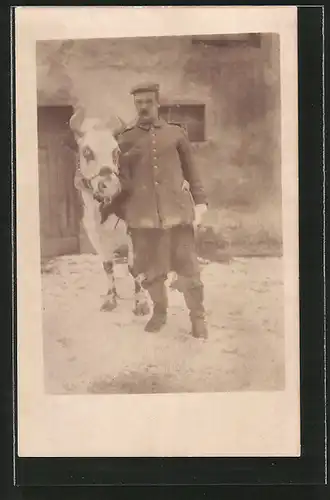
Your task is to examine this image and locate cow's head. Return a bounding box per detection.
[69,107,126,202]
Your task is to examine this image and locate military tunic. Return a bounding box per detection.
[117,118,207,229]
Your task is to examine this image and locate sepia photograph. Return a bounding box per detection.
[16,6,300,457]
[37,32,284,395]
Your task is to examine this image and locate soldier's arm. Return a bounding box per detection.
[176,128,207,206]
[117,134,132,193]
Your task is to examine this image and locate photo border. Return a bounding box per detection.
[1,4,325,490]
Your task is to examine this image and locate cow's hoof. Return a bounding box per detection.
[133,301,150,316]
[100,299,117,312]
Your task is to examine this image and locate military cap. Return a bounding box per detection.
[130,82,160,95]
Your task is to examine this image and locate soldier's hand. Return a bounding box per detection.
[194,204,208,228]
[93,191,105,203]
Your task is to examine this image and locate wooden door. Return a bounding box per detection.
[37,106,81,258]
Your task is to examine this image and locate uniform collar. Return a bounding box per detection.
[136,117,166,130]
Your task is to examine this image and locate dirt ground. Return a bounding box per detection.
[41,254,285,394]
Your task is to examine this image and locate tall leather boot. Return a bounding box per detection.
[182,281,208,339]
[144,278,168,333]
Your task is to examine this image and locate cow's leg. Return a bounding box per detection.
[100,259,118,312]
[130,271,150,316]
[98,218,120,312]
[82,206,118,312]
[127,236,150,316]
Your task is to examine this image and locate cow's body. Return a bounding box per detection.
[69,109,150,315]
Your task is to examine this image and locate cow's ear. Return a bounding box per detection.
[69,107,85,137]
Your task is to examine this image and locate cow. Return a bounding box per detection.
[68,106,150,316]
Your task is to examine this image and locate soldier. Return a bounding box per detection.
[117,82,208,339]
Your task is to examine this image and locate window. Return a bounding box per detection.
[159,103,206,142]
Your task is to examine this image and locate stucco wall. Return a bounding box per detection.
[36,34,282,256]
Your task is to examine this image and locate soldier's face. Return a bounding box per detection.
[134,91,159,122]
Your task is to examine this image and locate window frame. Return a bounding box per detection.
[159,102,206,143]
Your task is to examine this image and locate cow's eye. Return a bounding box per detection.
[82,146,95,161]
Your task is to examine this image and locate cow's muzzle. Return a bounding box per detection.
[99,166,114,177]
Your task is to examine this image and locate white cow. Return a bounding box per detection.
[68,107,150,315]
